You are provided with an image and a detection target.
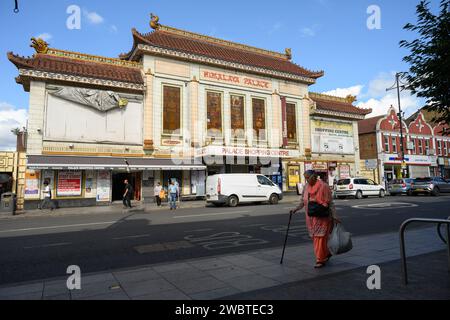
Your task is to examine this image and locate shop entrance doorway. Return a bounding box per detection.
[112,172,141,201]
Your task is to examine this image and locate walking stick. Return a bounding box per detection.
[280,211,294,264]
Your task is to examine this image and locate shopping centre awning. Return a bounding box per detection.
[26,155,206,170]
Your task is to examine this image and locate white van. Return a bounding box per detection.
[206,174,283,207]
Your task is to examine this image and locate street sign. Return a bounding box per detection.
[365,159,377,170]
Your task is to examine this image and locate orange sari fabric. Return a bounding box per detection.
[303,179,333,238]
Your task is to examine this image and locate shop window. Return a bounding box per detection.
[425,139,430,154]
[206,91,222,137]
[230,95,245,139]
[252,98,266,141]
[286,103,297,142]
[163,85,181,135]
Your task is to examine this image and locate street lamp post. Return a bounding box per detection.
[387,72,408,178]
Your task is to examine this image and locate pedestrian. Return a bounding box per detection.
[123,179,133,209]
[40,181,55,211]
[154,182,162,207]
[168,180,178,210]
[290,170,338,268]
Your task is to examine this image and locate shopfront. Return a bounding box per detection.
[24,155,206,209]
[196,145,299,191]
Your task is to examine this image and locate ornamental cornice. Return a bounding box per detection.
[136,44,317,85]
[19,69,145,91]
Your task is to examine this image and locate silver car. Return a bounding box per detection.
[388,178,415,196]
[410,177,450,196]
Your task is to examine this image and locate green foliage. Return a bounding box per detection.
[400,0,450,126]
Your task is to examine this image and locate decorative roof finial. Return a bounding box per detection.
[30,37,49,54]
[346,94,357,104]
[150,13,160,30]
[285,48,292,60]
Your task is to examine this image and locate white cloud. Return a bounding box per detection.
[36,33,52,42]
[322,72,423,118]
[322,85,365,98]
[300,24,320,38]
[84,10,104,24]
[0,103,27,151]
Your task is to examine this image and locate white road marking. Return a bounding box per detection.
[352,202,418,210]
[244,224,266,227]
[0,221,116,234]
[174,211,250,219]
[183,228,214,233]
[113,234,151,240]
[23,242,72,249]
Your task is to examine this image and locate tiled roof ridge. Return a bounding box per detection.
[153,25,289,60]
[46,48,141,68]
[125,28,324,79]
[310,92,354,104]
[7,51,144,86]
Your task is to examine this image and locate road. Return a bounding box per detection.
[0,195,449,285]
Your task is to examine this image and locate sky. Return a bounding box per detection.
[0,0,442,150]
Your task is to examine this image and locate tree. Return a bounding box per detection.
[400,0,450,127]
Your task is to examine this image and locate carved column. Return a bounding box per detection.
[189,77,199,148]
[143,69,154,152]
[271,90,282,148]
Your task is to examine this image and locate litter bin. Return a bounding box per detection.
[0,192,16,215]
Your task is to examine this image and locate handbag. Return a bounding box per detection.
[307,193,330,218]
[328,222,353,255]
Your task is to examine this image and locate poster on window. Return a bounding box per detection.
[339,165,351,179]
[191,171,206,196]
[24,171,40,199]
[57,171,82,197]
[96,170,111,202]
[84,170,96,198]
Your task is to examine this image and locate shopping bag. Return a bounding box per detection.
[328,222,353,255]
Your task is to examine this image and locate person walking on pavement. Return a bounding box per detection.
[168,180,178,210]
[123,179,133,209]
[154,182,162,207]
[290,170,337,269]
[40,181,55,211]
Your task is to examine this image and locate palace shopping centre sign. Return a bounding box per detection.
[195,146,300,158]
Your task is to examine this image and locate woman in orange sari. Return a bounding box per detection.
[291,170,335,268]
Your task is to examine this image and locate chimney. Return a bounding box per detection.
[16,131,26,152]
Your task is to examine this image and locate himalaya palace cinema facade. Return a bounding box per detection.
[8,15,371,209]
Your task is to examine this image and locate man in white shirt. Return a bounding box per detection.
[154,182,162,207]
[40,181,55,211]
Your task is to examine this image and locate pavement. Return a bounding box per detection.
[0,225,448,300]
[2,193,302,220]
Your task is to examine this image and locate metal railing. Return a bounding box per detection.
[400,218,450,285]
[437,217,450,244]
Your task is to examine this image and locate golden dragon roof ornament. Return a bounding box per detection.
[30,37,49,54]
[150,13,160,30]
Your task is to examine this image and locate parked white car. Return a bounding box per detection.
[335,177,386,199]
[206,174,283,207]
